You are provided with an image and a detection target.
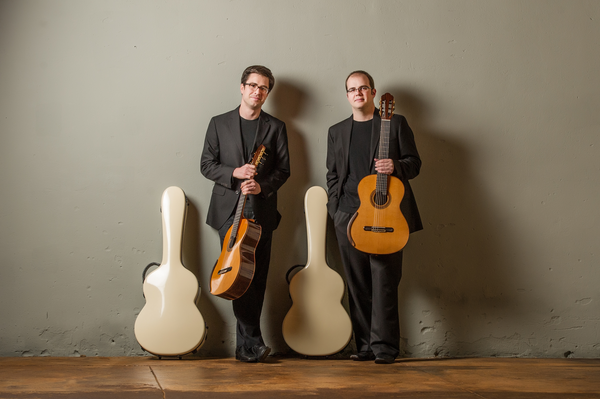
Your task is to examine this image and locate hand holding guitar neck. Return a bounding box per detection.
[374,158,394,175]
[240,179,261,195]
[235,159,262,195]
[233,164,257,180]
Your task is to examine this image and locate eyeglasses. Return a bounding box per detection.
[346,85,371,94]
[244,83,269,94]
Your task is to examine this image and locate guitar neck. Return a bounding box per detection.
[226,144,266,250]
[376,118,391,194]
[377,119,391,160]
[227,193,247,250]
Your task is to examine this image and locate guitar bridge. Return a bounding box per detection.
[218,267,233,275]
[364,226,394,233]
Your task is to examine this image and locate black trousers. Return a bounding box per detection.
[333,210,403,358]
[218,212,273,350]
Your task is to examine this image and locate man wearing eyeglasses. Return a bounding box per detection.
[201,65,290,363]
[326,70,422,364]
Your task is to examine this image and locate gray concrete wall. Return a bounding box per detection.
[1,0,599,358]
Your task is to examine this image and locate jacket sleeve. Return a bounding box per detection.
[326,126,340,218]
[255,122,290,199]
[392,115,421,181]
[200,117,236,189]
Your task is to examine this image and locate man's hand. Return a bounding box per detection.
[374,158,394,175]
[233,164,257,180]
[240,179,261,195]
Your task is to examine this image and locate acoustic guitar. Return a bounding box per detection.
[134,186,207,357]
[282,186,352,356]
[347,93,410,255]
[210,145,266,300]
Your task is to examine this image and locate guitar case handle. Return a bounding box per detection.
[142,262,160,284]
[285,264,305,285]
[140,262,160,299]
[141,261,202,301]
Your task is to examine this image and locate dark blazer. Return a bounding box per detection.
[326,109,423,233]
[201,107,290,232]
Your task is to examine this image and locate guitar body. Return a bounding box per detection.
[282,186,352,356]
[134,186,207,357]
[210,218,261,300]
[348,174,409,255]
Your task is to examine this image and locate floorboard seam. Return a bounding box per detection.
[407,365,488,398]
[149,366,166,399]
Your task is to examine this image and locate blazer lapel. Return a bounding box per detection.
[369,109,381,172]
[253,111,270,151]
[339,116,353,180]
[227,107,246,163]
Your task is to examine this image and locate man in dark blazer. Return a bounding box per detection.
[201,65,290,363]
[326,70,422,364]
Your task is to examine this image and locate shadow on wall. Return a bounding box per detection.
[261,79,312,354]
[181,200,227,357]
[265,79,353,356]
[393,88,531,358]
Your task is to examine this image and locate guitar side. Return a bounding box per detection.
[348,174,410,255]
[210,218,261,300]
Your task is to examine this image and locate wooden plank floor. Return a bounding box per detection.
[1,356,599,398]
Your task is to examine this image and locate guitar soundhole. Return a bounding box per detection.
[370,191,390,208]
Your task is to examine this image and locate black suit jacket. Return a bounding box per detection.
[326,109,423,233]
[201,107,290,232]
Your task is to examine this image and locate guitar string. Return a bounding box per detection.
[375,118,391,231]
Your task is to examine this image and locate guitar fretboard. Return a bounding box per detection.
[374,119,391,206]
[227,193,247,250]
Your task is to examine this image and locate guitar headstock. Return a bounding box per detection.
[379,93,395,120]
[251,144,267,167]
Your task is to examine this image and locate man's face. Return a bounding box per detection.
[240,73,270,111]
[346,73,376,112]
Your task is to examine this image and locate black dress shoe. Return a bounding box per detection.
[235,346,258,363]
[252,344,271,362]
[374,354,395,364]
[350,352,376,361]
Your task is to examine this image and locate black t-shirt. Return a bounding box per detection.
[339,119,373,213]
[240,116,258,161]
[239,116,259,218]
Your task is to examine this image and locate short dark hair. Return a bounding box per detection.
[345,70,375,91]
[241,65,275,91]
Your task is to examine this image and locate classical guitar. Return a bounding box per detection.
[134,186,207,357]
[210,145,266,300]
[347,93,410,255]
[282,186,352,356]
